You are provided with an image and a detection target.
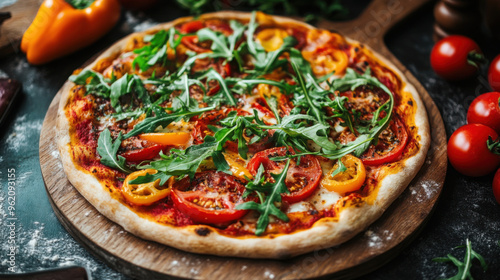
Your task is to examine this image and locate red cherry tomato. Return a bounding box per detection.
[493,169,500,205]
[118,0,158,11]
[467,92,500,134]
[171,171,250,224]
[447,124,500,177]
[360,117,409,166]
[430,35,483,81]
[247,147,322,203]
[120,144,166,163]
[488,55,500,92]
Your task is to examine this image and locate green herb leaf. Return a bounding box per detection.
[128,172,172,186]
[124,106,214,138]
[97,129,131,174]
[432,239,488,280]
[110,74,131,113]
[198,69,237,105]
[133,30,171,72]
[69,69,111,98]
[329,158,347,178]
[236,160,291,235]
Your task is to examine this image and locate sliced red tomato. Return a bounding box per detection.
[190,108,239,144]
[279,94,293,116]
[207,61,232,95]
[121,144,166,163]
[181,35,211,53]
[251,98,275,118]
[467,92,500,134]
[447,124,500,177]
[493,168,500,204]
[171,171,249,224]
[204,19,233,35]
[289,28,306,50]
[224,132,275,155]
[180,20,205,34]
[247,147,322,204]
[360,117,409,166]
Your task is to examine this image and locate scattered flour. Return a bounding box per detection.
[0,220,126,279]
[365,229,394,249]
[409,180,439,203]
[264,270,276,279]
[5,114,43,153]
[0,0,16,9]
[122,11,159,33]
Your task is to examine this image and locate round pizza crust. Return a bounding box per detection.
[57,11,430,259]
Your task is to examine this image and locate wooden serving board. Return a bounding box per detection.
[0,0,42,57]
[39,0,447,279]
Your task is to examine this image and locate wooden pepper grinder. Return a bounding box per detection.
[433,0,482,41]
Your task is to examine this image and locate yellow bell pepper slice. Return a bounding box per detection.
[256,28,290,52]
[139,132,191,146]
[321,155,366,194]
[122,169,173,206]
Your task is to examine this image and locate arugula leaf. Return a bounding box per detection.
[124,106,214,138]
[197,28,231,57]
[69,69,111,98]
[290,54,326,126]
[330,68,395,155]
[133,29,170,72]
[129,172,172,186]
[198,69,237,106]
[111,108,147,121]
[236,160,291,235]
[128,75,151,106]
[264,94,281,123]
[137,133,231,181]
[97,129,131,174]
[329,159,347,178]
[175,0,210,15]
[110,74,130,113]
[433,239,488,280]
[229,78,295,95]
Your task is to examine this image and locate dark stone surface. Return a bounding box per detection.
[0,1,498,279]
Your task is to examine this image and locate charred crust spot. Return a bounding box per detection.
[407,100,413,106]
[308,210,319,215]
[195,227,211,236]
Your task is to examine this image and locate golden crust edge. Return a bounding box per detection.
[56,11,431,259]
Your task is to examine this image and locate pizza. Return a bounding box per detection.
[57,11,430,258]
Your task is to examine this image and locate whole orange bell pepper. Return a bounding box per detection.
[21,0,121,65]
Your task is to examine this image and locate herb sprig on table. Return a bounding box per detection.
[433,239,488,280]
